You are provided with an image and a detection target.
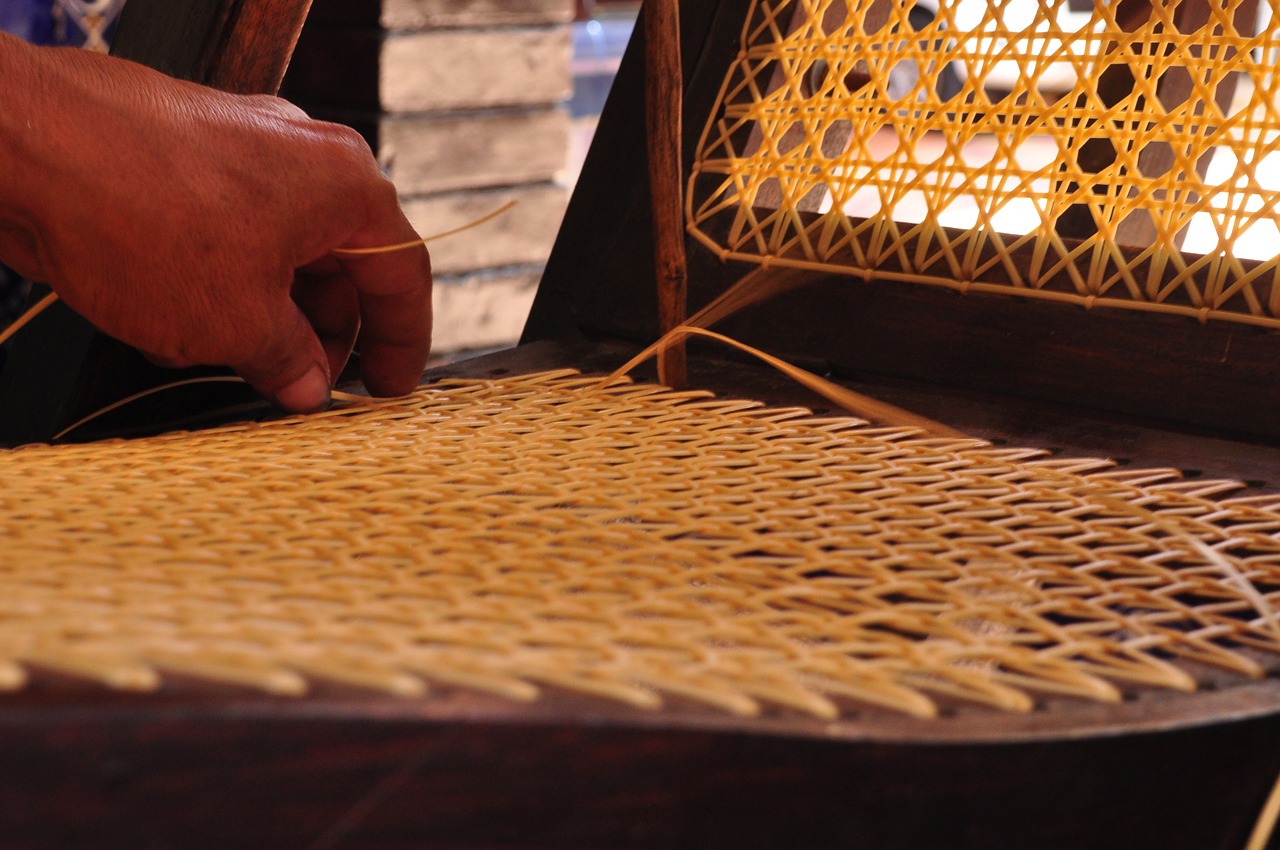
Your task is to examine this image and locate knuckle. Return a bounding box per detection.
[249,93,309,121]
[323,122,377,166]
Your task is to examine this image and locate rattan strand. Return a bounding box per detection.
[690,0,1280,326]
[2,370,1280,718]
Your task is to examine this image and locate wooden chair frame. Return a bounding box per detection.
[4,1,1280,847]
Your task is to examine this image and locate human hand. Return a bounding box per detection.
[0,32,432,412]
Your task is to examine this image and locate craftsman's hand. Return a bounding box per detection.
[0,31,432,412]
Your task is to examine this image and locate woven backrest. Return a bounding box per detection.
[534,0,1280,438]
[688,0,1280,327]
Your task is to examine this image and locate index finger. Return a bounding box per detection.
[338,206,434,397]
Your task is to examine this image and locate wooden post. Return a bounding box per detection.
[102,0,312,94]
[645,0,688,389]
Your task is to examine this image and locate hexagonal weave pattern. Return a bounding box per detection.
[1,370,1279,718]
[690,0,1280,327]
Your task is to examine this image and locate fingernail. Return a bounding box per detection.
[274,365,331,413]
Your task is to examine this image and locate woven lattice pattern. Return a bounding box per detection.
[690,0,1280,326]
[2,370,1280,718]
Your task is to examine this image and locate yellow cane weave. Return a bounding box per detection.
[690,0,1280,326]
[3,369,1280,719]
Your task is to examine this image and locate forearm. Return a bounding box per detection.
[1,30,218,288]
[0,31,49,268]
[0,31,145,285]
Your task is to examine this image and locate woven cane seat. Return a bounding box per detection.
[6,362,1280,848]
[6,367,1280,724]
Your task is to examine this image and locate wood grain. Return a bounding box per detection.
[645,0,689,388]
[0,678,1279,849]
[205,0,315,94]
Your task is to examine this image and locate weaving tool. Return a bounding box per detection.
[10,0,1280,847]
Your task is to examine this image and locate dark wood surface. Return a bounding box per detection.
[205,0,315,93]
[644,0,688,386]
[2,682,1278,850]
[696,252,1280,441]
[3,599,1280,849]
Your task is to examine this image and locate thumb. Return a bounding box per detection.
[233,303,333,413]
